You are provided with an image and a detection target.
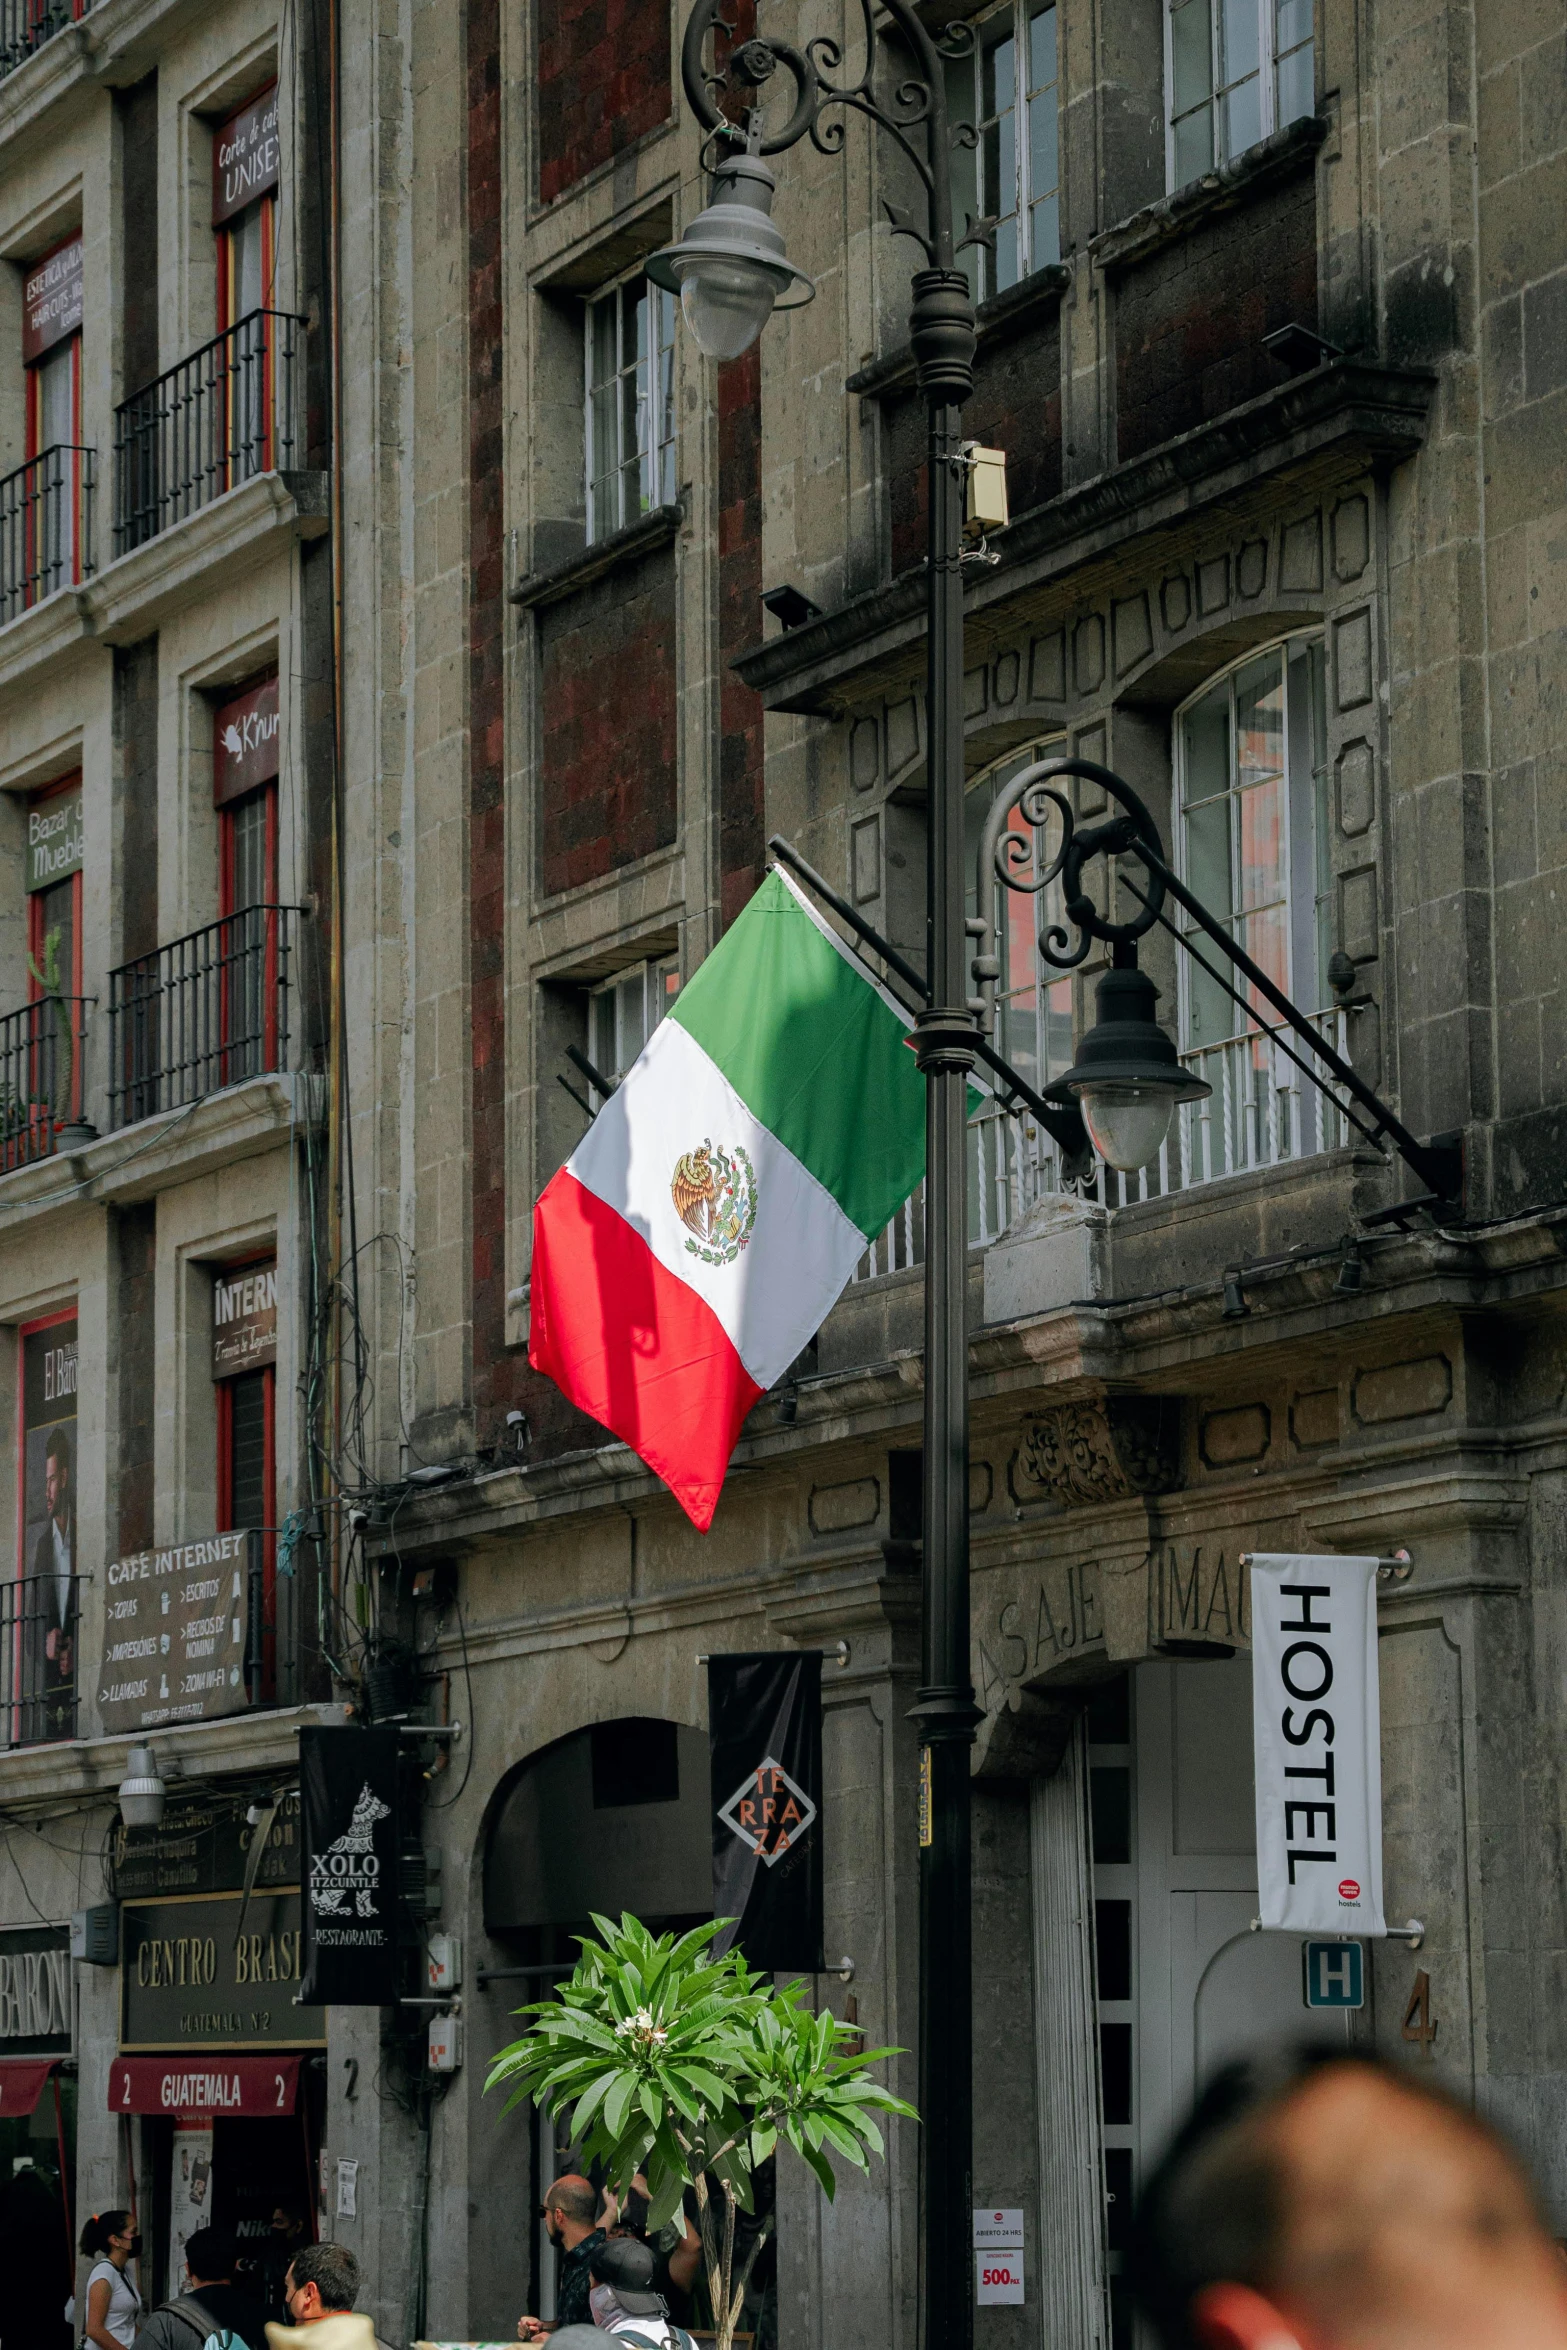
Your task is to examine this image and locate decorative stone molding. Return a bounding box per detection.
[1012,1394,1181,1509]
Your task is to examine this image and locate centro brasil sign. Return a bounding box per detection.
[120,1891,325,2052]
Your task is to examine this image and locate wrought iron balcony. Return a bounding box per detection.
[0,1573,79,1749]
[0,992,90,1172]
[112,308,304,556]
[0,0,90,80]
[107,905,295,1130]
[0,445,95,623]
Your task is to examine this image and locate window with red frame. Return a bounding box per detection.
[213,675,280,1081]
[19,774,84,1163]
[214,86,279,481]
[20,235,83,604]
[214,1256,276,1699]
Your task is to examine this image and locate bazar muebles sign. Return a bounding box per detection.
[27,788,83,894]
[97,1532,252,1735]
[119,1890,324,2051]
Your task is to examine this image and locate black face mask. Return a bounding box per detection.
[129,2236,143,2260]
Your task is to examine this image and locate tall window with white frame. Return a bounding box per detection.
[1166,0,1314,189]
[587,954,681,1105]
[1174,633,1337,1181]
[945,0,1060,305]
[585,274,677,545]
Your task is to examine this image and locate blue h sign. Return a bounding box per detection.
[1302,1939,1364,2009]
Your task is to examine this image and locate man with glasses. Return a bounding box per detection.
[516,2176,607,2341]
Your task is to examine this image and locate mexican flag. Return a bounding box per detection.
[529,866,926,1529]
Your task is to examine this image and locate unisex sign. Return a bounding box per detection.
[27,788,82,894]
[299,1725,401,2005]
[213,1258,277,1374]
[213,85,280,225]
[22,236,82,362]
[120,1891,324,2050]
[708,1652,823,1973]
[97,1532,252,1735]
[1250,1554,1386,1937]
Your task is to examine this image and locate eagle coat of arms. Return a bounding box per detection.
[670,1140,758,1266]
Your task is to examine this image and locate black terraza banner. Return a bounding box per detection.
[708,1652,823,1973]
[299,1725,400,2004]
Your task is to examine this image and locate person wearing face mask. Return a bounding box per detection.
[585,2238,695,2350]
[80,2211,143,2350]
[516,2176,607,2341]
[1127,2044,1567,2350]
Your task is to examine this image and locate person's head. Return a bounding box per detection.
[182,2229,235,2287]
[44,1427,70,1522]
[1128,2045,1567,2350]
[284,2241,359,2325]
[542,2174,599,2252]
[272,2204,306,2242]
[80,2210,139,2264]
[588,2233,663,2329]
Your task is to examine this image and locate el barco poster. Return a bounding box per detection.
[299,1725,401,2005]
[709,1652,824,1974]
[1249,1553,1387,1937]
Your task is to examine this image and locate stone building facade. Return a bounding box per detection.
[0,0,1563,2348]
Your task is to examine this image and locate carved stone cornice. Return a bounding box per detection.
[1011,1393,1183,1510]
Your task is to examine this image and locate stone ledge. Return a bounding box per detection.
[0,1699,347,1809]
[1090,114,1329,274]
[0,0,223,157]
[732,360,1437,714]
[510,502,682,612]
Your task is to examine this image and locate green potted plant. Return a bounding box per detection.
[486,1913,915,2350]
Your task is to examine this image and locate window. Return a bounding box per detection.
[214,1255,277,1698]
[1175,635,1334,1168]
[946,1,1060,305]
[965,742,1074,1106]
[214,675,281,1083]
[23,775,84,1155]
[587,954,680,1102]
[17,235,84,610]
[16,1309,77,1746]
[213,86,281,481]
[585,274,676,544]
[1167,0,1314,188]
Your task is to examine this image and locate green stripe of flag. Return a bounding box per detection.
[671,869,926,1240]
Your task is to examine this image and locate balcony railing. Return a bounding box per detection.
[0,445,94,623]
[0,1573,78,1749]
[854,1008,1353,1281]
[113,308,303,555]
[107,905,295,1130]
[0,0,89,81]
[0,993,89,1172]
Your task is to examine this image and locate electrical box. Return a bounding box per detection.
[427,1932,462,1993]
[963,446,1009,535]
[71,1905,118,1965]
[427,2010,462,2072]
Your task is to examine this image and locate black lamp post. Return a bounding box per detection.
[648,12,989,2343]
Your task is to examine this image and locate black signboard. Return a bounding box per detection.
[708,1652,824,1973]
[0,1926,71,2055]
[111,1788,301,1900]
[120,1891,325,2051]
[299,1726,401,2006]
[97,1532,252,1735]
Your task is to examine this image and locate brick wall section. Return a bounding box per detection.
[718,345,765,930]
[536,0,669,205]
[115,1204,156,1556]
[466,0,521,1439]
[885,308,1063,578]
[537,546,679,896]
[1114,168,1317,463]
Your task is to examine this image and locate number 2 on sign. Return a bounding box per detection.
[1402,1968,1438,2059]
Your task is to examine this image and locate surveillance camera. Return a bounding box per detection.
[348,1507,370,1531]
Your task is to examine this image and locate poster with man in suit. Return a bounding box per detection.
[20,1318,77,1742]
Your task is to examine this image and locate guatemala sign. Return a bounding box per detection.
[1249,1553,1386,1937]
[299,1725,401,2006]
[708,1651,823,1973]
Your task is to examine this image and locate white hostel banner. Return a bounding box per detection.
[1250,1553,1386,1936]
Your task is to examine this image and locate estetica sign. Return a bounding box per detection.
[23,237,82,363]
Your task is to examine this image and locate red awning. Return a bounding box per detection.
[108,2054,302,2119]
[0,2057,57,2115]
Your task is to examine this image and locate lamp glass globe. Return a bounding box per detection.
[1076,1081,1177,1172]
[681,258,778,360]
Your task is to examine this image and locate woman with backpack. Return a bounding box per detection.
[80,2211,142,2350]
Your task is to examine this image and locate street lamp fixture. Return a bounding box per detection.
[646,138,814,360]
[1048,953,1210,1170]
[118,1742,169,1829]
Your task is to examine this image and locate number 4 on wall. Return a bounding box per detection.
[1401,1969,1438,2060]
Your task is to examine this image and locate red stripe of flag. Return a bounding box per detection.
[529,1168,764,1531]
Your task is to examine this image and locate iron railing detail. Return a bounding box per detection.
[113,309,304,555]
[0,993,89,1172]
[0,1573,79,1748]
[0,445,94,622]
[107,905,294,1130]
[0,0,88,80]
